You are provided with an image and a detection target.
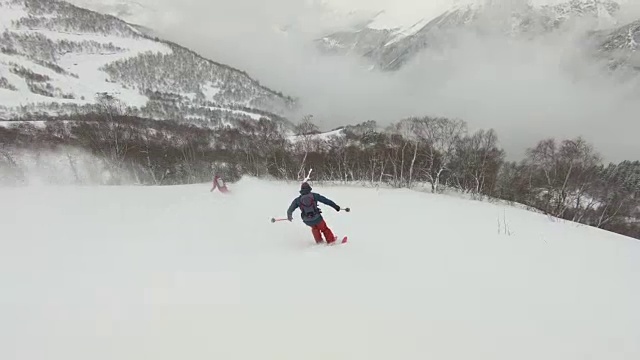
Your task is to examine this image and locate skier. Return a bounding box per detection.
[210,174,229,193]
[287,182,342,244]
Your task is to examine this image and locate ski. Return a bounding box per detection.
[328,236,348,245]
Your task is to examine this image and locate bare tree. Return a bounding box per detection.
[410,116,467,192]
[524,137,601,218]
[92,93,135,174]
[448,129,504,195]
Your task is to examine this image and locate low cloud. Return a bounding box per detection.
[81,0,640,162]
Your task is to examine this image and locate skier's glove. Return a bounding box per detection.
[287,216,292,221]
[335,205,340,212]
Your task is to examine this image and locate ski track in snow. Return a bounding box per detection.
[0,177,639,359]
[287,128,344,143]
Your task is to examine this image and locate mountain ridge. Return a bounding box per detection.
[317,0,634,71]
[0,0,297,128]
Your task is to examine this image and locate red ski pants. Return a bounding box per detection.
[310,219,336,244]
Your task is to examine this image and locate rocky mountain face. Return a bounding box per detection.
[317,0,631,71]
[592,18,640,71]
[0,0,296,128]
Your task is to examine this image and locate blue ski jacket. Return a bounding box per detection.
[287,188,340,226]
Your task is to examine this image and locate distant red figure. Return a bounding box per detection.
[210,174,229,193]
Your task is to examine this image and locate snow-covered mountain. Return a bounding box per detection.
[592,18,640,71]
[0,0,296,127]
[60,0,163,27]
[318,0,626,71]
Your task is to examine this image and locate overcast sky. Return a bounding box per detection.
[72,0,640,162]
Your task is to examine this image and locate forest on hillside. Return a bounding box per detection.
[0,102,638,239]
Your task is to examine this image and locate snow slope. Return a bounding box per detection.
[0,0,294,124]
[287,128,345,143]
[1,177,639,359]
[63,0,170,27]
[0,0,164,109]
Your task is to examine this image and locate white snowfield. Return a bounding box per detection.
[0,0,286,121]
[0,0,170,110]
[1,177,639,360]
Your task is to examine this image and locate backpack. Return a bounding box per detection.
[298,193,320,219]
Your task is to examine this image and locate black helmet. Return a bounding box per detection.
[301,182,312,191]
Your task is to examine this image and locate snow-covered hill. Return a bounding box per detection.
[60,0,164,27]
[0,0,295,127]
[1,177,639,359]
[318,0,628,71]
[592,18,640,71]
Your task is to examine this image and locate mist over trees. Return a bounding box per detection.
[0,107,638,240]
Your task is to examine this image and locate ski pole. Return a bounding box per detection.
[271,217,289,223]
[302,168,313,183]
[341,207,351,212]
